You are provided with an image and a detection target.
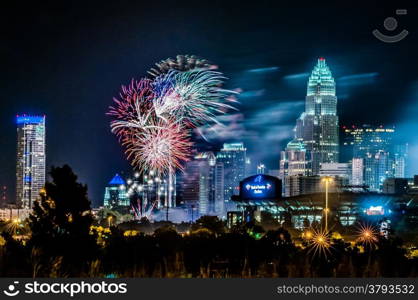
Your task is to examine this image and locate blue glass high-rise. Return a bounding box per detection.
[16,114,46,208]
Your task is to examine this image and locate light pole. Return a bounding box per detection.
[322,176,333,232]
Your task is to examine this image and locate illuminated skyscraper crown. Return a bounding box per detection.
[307,58,335,96]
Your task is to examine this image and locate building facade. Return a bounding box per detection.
[16,115,46,209]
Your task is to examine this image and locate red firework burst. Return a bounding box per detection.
[122,118,193,175]
[108,78,155,137]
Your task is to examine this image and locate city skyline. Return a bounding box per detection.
[4,56,415,209]
[1,1,418,206]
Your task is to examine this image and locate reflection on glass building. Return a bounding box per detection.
[342,125,408,191]
[16,115,46,209]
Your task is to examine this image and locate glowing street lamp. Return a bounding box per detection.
[321,176,333,232]
[303,230,313,240]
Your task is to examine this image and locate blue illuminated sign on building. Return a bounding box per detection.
[244,175,272,195]
[240,174,281,200]
[16,115,45,125]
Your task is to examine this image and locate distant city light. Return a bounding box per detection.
[365,205,385,216]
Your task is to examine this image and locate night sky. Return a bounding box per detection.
[1,0,417,207]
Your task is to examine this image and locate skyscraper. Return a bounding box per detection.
[295,58,339,174]
[16,115,46,209]
[216,143,247,204]
[213,162,225,216]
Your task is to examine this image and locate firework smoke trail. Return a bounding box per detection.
[122,117,193,175]
[148,54,216,77]
[153,69,238,128]
[108,79,155,137]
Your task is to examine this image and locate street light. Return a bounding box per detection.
[321,176,333,232]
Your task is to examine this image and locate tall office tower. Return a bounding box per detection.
[196,153,213,216]
[213,162,225,216]
[295,58,339,174]
[216,143,247,205]
[16,115,46,209]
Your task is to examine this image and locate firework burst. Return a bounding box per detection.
[153,69,237,127]
[108,78,155,137]
[108,55,238,179]
[307,228,331,258]
[148,54,215,77]
[356,223,379,247]
[122,118,193,175]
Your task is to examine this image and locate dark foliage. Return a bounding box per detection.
[27,165,99,277]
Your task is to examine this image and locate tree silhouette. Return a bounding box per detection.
[192,216,225,235]
[28,165,98,277]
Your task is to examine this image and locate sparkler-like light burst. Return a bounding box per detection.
[356,223,379,247]
[122,118,193,174]
[5,219,23,236]
[307,228,331,258]
[153,69,237,128]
